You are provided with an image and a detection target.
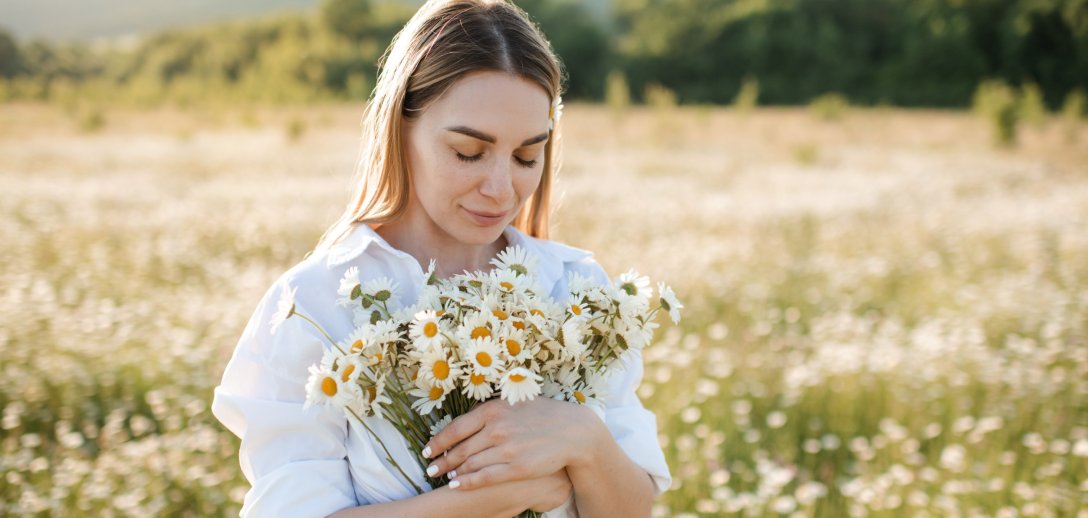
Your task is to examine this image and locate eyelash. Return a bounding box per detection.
[456,152,537,168]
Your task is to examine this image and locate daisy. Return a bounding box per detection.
[500,367,542,404]
[497,328,534,364]
[429,415,453,437]
[269,285,297,334]
[463,337,505,378]
[566,271,598,296]
[657,282,684,324]
[614,270,652,316]
[490,245,538,277]
[489,268,531,296]
[461,369,496,401]
[456,311,497,343]
[337,266,361,307]
[409,310,445,351]
[565,294,590,320]
[304,362,358,410]
[416,347,460,390]
[356,376,392,420]
[410,379,449,415]
[363,276,399,305]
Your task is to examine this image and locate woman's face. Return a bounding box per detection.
[402,70,551,246]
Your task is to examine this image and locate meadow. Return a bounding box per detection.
[1,101,1086,516]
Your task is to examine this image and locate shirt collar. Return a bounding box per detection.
[324,223,592,290]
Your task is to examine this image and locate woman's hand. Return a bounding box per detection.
[422,397,606,491]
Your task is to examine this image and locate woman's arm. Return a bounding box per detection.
[565,416,655,518]
[328,471,571,518]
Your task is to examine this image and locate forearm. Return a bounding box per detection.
[567,422,656,518]
[327,482,529,518]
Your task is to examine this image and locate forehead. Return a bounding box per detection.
[421,70,551,136]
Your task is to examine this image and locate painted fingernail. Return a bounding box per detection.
[426,464,439,477]
[422,446,432,458]
[449,469,457,479]
[449,480,461,489]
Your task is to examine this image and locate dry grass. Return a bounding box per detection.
[2,101,1086,516]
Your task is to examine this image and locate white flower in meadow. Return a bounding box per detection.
[464,337,505,377]
[461,368,497,401]
[500,367,542,404]
[337,266,361,307]
[490,244,538,276]
[565,294,590,320]
[409,378,449,415]
[410,310,446,351]
[490,268,531,297]
[657,282,683,324]
[269,285,297,334]
[416,347,460,390]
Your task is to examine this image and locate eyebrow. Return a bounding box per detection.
[445,125,549,147]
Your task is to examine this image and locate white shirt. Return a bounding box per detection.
[211,224,672,517]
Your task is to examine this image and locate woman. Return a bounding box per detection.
[211,1,671,516]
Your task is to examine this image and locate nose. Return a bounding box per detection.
[478,155,515,205]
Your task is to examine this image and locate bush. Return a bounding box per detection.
[809,93,849,121]
[972,80,1019,147]
[605,70,630,117]
[732,76,759,115]
[1019,82,1047,127]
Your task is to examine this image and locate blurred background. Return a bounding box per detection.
[1,0,1087,516]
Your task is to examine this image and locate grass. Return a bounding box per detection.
[1,101,1086,516]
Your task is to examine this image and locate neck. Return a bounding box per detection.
[375,205,509,278]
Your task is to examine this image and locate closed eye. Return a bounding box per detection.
[456,151,538,168]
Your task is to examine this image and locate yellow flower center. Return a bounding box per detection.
[505,339,521,356]
[471,326,491,339]
[512,320,526,330]
[570,304,582,316]
[428,386,444,400]
[423,321,438,338]
[321,377,337,396]
[492,309,508,320]
[433,360,450,380]
[573,391,586,404]
[351,339,364,353]
[470,373,486,385]
[436,310,446,317]
[530,309,545,317]
[366,386,377,403]
[500,281,514,290]
[476,352,493,367]
[509,373,526,382]
[340,364,355,382]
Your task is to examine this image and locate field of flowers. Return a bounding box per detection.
[1,102,1086,516]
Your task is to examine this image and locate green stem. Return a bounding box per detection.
[294,312,345,354]
[347,407,426,494]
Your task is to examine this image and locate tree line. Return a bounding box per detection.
[0,0,1085,108]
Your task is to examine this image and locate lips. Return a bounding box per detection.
[463,207,509,226]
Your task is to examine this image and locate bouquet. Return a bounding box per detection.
[270,245,683,513]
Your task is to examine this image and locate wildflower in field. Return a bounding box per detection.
[500,367,542,404]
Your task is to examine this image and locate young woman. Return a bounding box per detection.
[211,1,671,516]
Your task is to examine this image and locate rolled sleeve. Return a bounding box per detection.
[212,281,358,517]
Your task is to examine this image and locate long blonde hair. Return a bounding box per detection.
[313,0,565,254]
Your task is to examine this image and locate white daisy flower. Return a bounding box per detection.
[566,271,598,296]
[410,379,449,415]
[565,294,590,319]
[429,415,453,437]
[304,362,357,411]
[461,369,497,401]
[463,337,505,377]
[337,266,361,307]
[559,319,589,365]
[500,367,542,404]
[416,347,460,390]
[352,375,391,419]
[497,328,534,364]
[657,282,683,324]
[410,309,446,351]
[490,245,538,276]
[614,270,652,316]
[456,310,498,343]
[269,285,297,334]
[489,268,531,296]
[363,276,399,306]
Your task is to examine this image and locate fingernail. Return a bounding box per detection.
[426,464,439,477]
[449,469,457,479]
[449,480,461,489]
[422,446,432,458]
